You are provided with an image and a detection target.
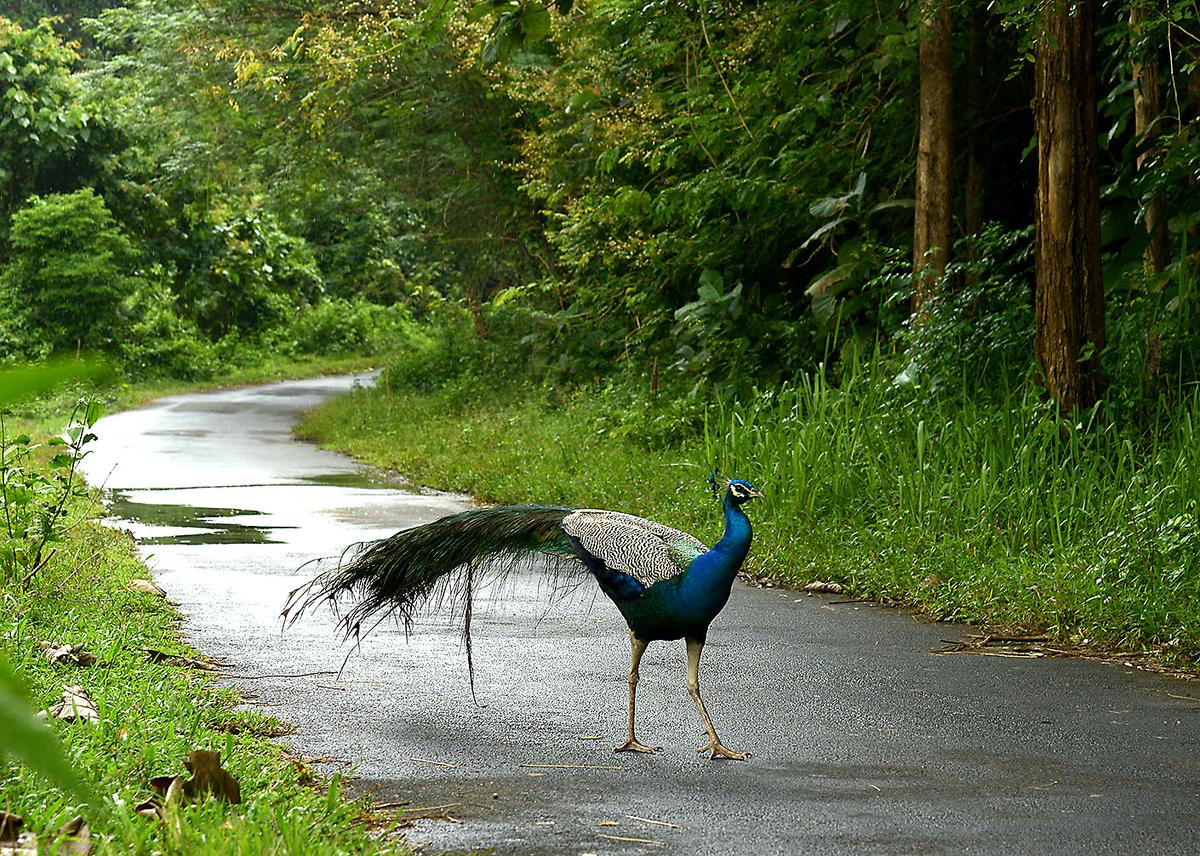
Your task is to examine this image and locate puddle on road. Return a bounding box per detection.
[299,471,409,490]
[108,490,287,545]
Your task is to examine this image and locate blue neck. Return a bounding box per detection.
[682,493,753,612]
[713,492,753,569]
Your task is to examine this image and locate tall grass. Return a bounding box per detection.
[302,365,1200,665]
[704,364,1200,656]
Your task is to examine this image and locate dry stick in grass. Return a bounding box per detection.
[401,803,462,814]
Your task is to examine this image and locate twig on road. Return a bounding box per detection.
[599,833,665,846]
[225,670,338,680]
[519,763,621,770]
[409,757,457,768]
[626,814,680,829]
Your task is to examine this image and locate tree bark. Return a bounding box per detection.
[964,5,985,243]
[1130,5,1167,274]
[912,0,954,314]
[1034,0,1105,411]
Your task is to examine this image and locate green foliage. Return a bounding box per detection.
[0,17,96,226]
[1,516,399,854]
[304,365,1200,664]
[120,277,216,381]
[272,297,418,357]
[2,189,134,352]
[178,204,323,340]
[897,224,1037,394]
[0,656,87,801]
[0,400,101,581]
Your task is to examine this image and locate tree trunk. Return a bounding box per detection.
[1034,0,1105,411]
[912,0,954,314]
[1130,5,1167,274]
[964,5,985,243]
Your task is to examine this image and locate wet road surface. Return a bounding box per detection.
[82,375,1200,855]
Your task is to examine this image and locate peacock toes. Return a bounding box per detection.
[685,636,747,761]
[615,633,661,754]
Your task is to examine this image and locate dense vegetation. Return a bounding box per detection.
[0,0,1196,690]
[1,0,1198,844]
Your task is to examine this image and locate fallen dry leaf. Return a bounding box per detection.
[134,797,166,820]
[145,751,241,816]
[803,580,844,594]
[54,816,91,855]
[148,775,181,796]
[46,686,100,723]
[0,812,22,843]
[182,750,241,804]
[128,579,166,597]
[0,812,35,856]
[39,642,97,668]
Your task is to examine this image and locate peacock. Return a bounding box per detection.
[283,472,763,760]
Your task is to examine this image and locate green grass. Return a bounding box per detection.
[298,369,1200,670]
[5,352,383,436]
[1,355,407,853]
[0,519,405,854]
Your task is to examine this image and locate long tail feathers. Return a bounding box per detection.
[282,505,580,696]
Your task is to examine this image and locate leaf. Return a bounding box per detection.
[0,658,87,800]
[45,685,99,724]
[83,401,104,426]
[697,269,724,299]
[520,6,552,44]
[128,579,166,597]
[144,648,217,671]
[800,216,849,249]
[0,812,22,844]
[40,643,97,668]
[54,816,91,856]
[868,199,915,214]
[182,750,242,804]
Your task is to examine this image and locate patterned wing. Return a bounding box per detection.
[561,509,708,588]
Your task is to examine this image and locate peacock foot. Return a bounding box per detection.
[697,741,748,761]
[615,739,661,754]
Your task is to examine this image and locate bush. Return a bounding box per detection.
[895,223,1036,395]
[2,189,135,352]
[120,277,216,381]
[177,204,324,340]
[273,298,418,357]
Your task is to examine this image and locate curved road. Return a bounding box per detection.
[81,375,1200,855]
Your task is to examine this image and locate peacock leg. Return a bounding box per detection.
[685,636,747,761]
[615,633,660,754]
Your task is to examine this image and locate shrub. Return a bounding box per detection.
[274,297,417,357]
[119,276,216,381]
[3,189,135,352]
[177,204,324,340]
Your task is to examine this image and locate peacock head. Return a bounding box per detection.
[725,479,764,506]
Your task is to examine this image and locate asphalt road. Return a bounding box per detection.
[81,375,1200,855]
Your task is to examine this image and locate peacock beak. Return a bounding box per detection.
[746,486,764,500]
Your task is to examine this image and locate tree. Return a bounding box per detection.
[1033,0,1105,410]
[0,18,93,225]
[912,0,953,313]
[1129,3,1167,274]
[3,188,133,351]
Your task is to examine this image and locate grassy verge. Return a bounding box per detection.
[0,518,403,854]
[6,353,382,436]
[298,373,1200,673]
[1,357,405,853]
